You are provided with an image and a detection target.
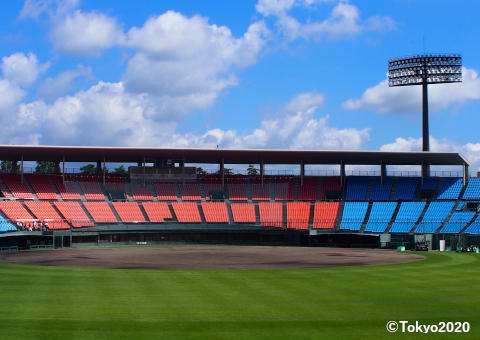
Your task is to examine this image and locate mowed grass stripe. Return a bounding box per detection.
[0,251,479,339]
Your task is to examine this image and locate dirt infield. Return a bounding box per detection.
[0,246,424,270]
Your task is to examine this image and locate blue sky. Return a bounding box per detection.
[1,0,480,169]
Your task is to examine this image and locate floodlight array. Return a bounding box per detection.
[388,54,462,86]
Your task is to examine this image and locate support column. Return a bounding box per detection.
[54,161,61,174]
[340,162,345,189]
[62,156,65,183]
[260,161,264,185]
[96,161,102,176]
[300,161,305,186]
[20,155,24,184]
[103,157,106,185]
[220,158,225,186]
[180,159,185,185]
[381,163,386,185]
[143,157,146,186]
[463,164,470,186]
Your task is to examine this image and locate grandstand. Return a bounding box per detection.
[0,145,477,250]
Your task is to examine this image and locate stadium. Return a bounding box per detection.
[1,144,480,338]
[2,1,480,339]
[0,145,478,251]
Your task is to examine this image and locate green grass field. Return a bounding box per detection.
[1,250,479,339]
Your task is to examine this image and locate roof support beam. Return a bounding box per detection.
[260,161,264,185]
[464,163,470,186]
[340,162,345,189]
[300,161,305,186]
[20,155,24,185]
[220,158,224,186]
[381,163,386,185]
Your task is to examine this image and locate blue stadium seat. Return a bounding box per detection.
[345,177,369,200]
[364,202,397,233]
[393,177,419,200]
[464,216,480,234]
[437,178,463,199]
[440,211,475,233]
[369,178,393,200]
[340,202,369,231]
[389,202,426,233]
[463,178,480,199]
[421,177,438,191]
[0,213,16,232]
[414,201,455,233]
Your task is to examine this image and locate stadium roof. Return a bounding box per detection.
[0,145,470,166]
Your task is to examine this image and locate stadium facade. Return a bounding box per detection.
[0,145,478,251]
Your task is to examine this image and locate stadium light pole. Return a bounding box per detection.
[388,54,462,176]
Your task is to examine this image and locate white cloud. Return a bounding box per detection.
[1,85,369,155]
[0,79,25,113]
[50,10,124,56]
[38,65,93,101]
[256,0,296,16]
[380,136,480,171]
[1,52,49,87]
[123,11,268,114]
[168,91,370,150]
[256,1,396,41]
[19,0,79,20]
[343,67,480,114]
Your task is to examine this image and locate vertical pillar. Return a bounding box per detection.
[96,161,102,176]
[422,76,430,177]
[143,157,146,186]
[340,162,345,189]
[220,158,225,187]
[260,161,264,185]
[180,159,185,185]
[103,157,106,185]
[422,81,429,152]
[300,161,305,186]
[381,163,386,185]
[62,156,65,183]
[463,164,470,186]
[20,155,24,184]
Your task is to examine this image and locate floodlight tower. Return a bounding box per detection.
[388,54,462,176]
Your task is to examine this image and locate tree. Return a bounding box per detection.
[196,167,207,175]
[1,161,15,173]
[80,164,97,174]
[113,165,128,175]
[247,164,258,176]
[36,161,58,174]
[216,168,233,175]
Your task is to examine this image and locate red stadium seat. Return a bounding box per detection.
[258,202,283,227]
[313,202,339,229]
[83,202,118,223]
[51,175,82,200]
[154,182,178,200]
[112,202,145,222]
[24,201,69,229]
[142,202,172,222]
[172,202,201,223]
[131,187,154,201]
[178,182,202,200]
[230,203,256,223]
[26,174,58,199]
[287,202,310,229]
[54,201,94,227]
[201,202,229,223]
[79,181,105,200]
[1,174,34,199]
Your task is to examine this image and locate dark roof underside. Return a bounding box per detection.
[0,145,469,166]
